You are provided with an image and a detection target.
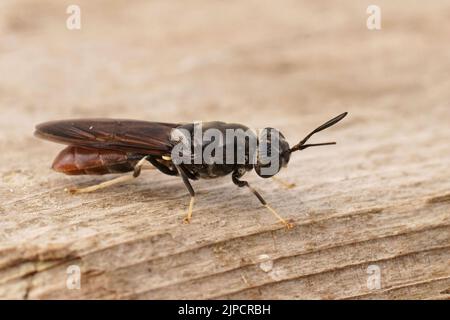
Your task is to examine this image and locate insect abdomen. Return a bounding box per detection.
[52,146,138,175]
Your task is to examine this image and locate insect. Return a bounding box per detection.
[34,112,347,229]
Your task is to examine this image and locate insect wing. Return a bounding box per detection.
[35,119,179,155]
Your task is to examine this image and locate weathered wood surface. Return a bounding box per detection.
[0,1,449,299]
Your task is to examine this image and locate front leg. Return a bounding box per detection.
[271,176,296,189]
[232,171,293,229]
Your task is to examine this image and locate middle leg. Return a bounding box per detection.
[174,165,196,224]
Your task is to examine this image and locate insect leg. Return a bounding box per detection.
[69,156,149,194]
[175,165,196,224]
[232,172,293,229]
[271,176,296,189]
[146,156,178,176]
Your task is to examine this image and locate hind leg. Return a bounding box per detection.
[69,156,149,194]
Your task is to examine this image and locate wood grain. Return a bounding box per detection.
[0,0,449,299]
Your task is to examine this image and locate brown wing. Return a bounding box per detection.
[34,119,179,155]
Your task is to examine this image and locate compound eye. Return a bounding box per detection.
[255,127,287,178]
[255,158,282,178]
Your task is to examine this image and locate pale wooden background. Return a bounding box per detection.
[0,0,449,299]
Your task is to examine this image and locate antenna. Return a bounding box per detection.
[289,112,348,153]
